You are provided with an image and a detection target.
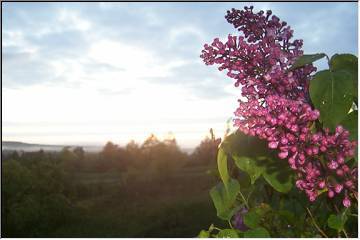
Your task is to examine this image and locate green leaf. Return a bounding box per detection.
[222,131,294,193]
[244,227,270,237]
[262,157,294,193]
[289,53,326,70]
[210,179,240,220]
[330,54,358,99]
[217,229,239,238]
[310,70,354,131]
[198,230,210,238]
[217,148,230,189]
[327,213,348,231]
[221,131,269,158]
[341,110,358,141]
[244,210,261,228]
[233,156,264,184]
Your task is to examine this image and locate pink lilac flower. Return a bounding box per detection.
[343,196,351,208]
[200,6,357,206]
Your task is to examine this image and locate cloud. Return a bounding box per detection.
[81,59,126,74]
[2,2,357,146]
[3,3,357,90]
[144,60,233,99]
[57,8,92,32]
[4,3,356,83]
[97,88,133,96]
[88,40,157,74]
[3,46,55,88]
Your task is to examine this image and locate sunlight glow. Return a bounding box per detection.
[3,3,356,148]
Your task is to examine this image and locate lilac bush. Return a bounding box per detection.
[200,6,357,207]
[198,6,357,238]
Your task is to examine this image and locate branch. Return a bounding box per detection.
[306,207,329,238]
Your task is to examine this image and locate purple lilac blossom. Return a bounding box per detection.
[200,6,357,207]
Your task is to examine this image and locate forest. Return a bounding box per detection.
[2,132,226,237]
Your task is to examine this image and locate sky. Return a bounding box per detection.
[2,2,358,148]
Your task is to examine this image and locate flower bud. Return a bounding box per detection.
[268,141,278,149]
[345,180,353,188]
[278,151,288,159]
[318,181,326,189]
[343,196,351,208]
[335,184,343,194]
[337,155,345,164]
[336,169,344,176]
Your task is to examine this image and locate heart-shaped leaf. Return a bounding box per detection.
[289,53,326,71]
[327,213,348,232]
[310,70,354,131]
[330,54,358,99]
[233,156,264,184]
[262,157,294,193]
[210,178,240,220]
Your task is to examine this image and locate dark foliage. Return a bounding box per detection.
[2,133,221,237]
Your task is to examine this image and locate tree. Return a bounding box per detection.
[190,129,221,166]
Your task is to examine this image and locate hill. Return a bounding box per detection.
[2,141,102,152]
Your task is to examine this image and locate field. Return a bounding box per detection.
[2,141,228,238]
[47,167,222,237]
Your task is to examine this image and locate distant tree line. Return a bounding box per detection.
[2,133,221,237]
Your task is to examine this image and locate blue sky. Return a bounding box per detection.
[2,2,358,147]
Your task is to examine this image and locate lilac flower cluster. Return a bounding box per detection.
[200,6,357,207]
